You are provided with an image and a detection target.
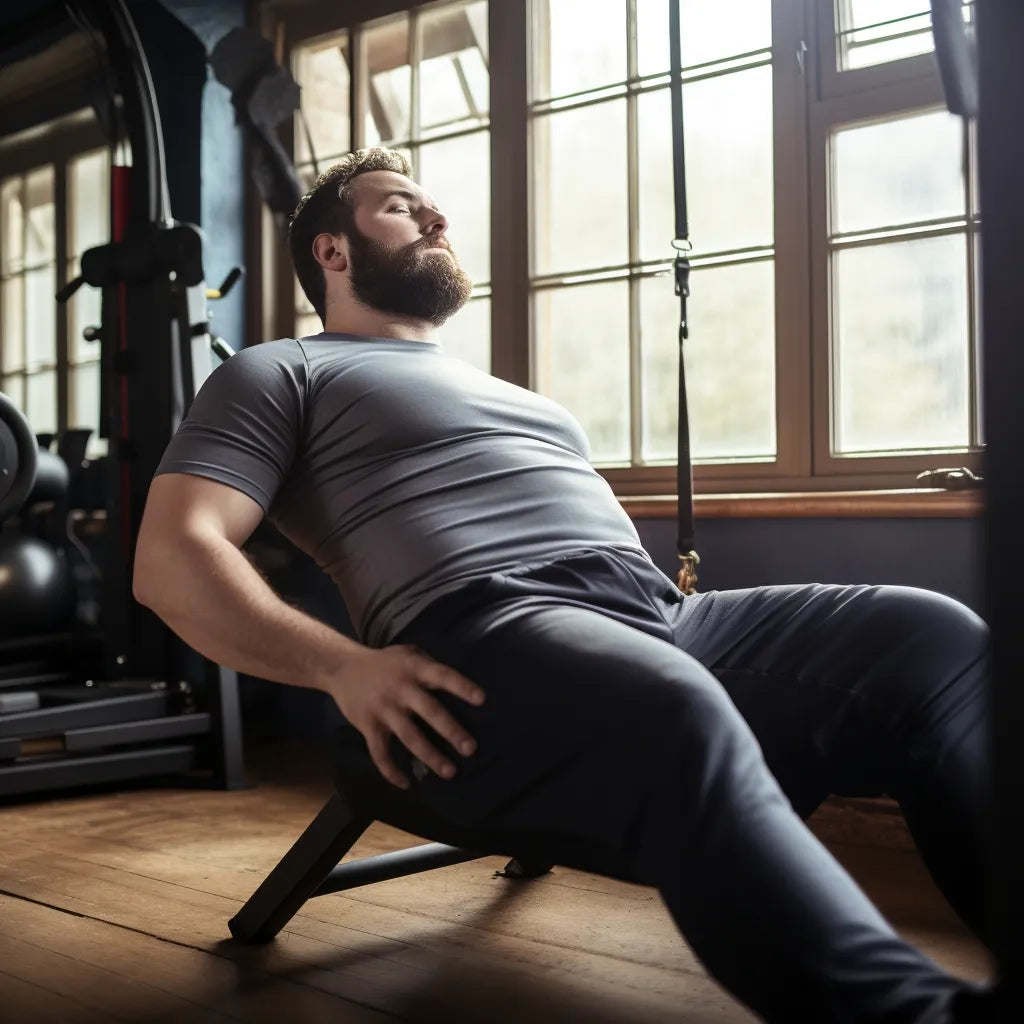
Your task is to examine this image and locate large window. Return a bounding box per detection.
[289,0,492,371]
[267,0,980,496]
[0,113,108,452]
[810,0,980,482]
[531,0,776,467]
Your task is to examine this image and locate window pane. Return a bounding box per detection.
[834,235,969,454]
[837,1,974,71]
[636,0,772,77]
[464,1,491,110]
[418,130,490,283]
[420,57,472,130]
[294,33,352,165]
[69,257,102,363]
[834,111,964,234]
[534,280,630,463]
[849,0,929,22]
[296,312,322,339]
[295,276,316,317]
[25,265,56,368]
[418,2,489,137]
[71,360,100,433]
[24,166,55,268]
[440,293,490,372]
[638,68,773,261]
[2,276,24,372]
[640,263,775,462]
[363,15,411,145]
[535,0,626,100]
[533,100,628,276]
[1,374,25,412]
[1,177,23,274]
[70,149,109,258]
[25,369,57,434]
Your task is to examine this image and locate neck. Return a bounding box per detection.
[323,298,437,343]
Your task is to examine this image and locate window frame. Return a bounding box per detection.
[816,2,945,100]
[808,0,983,485]
[259,0,983,501]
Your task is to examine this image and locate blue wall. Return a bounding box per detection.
[635,515,983,614]
[134,0,248,351]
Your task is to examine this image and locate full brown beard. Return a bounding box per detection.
[346,228,474,327]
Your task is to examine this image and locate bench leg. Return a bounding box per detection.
[500,857,554,879]
[229,792,371,943]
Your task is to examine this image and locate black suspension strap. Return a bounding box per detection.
[668,0,699,594]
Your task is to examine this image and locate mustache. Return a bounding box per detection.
[411,235,451,253]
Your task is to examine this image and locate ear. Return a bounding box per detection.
[312,232,349,272]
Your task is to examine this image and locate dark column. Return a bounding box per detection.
[977,1,1024,1018]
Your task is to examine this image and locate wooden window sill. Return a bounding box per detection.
[620,489,983,520]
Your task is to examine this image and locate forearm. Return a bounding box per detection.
[134,533,363,692]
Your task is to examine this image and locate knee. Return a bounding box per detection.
[872,585,988,663]
[862,587,989,746]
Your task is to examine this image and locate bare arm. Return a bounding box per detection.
[133,473,485,787]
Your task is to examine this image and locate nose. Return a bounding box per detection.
[421,206,449,239]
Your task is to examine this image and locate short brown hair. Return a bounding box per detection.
[288,147,414,324]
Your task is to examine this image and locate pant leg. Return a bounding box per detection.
[665,582,993,946]
[394,555,977,1023]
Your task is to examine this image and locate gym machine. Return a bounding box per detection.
[0,0,244,796]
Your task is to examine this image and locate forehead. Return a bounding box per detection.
[350,170,436,208]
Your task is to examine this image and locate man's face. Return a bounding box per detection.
[343,170,473,327]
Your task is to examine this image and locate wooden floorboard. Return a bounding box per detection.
[0,743,992,1023]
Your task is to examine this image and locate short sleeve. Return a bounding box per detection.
[154,340,307,512]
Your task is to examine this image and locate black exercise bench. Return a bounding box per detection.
[228,730,558,944]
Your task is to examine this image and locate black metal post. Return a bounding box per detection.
[977,2,1024,1018]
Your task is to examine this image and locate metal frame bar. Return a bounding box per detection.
[63,712,210,752]
[228,792,374,943]
[0,690,169,740]
[0,743,197,797]
[314,842,483,895]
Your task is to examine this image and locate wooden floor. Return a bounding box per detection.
[0,744,993,1024]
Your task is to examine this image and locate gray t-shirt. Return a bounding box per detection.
[156,333,647,646]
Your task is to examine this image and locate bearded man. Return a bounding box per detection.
[133,148,993,1023]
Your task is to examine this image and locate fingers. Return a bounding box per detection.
[360,648,487,788]
[413,655,486,707]
[365,728,410,790]
[407,690,477,758]
[390,716,458,781]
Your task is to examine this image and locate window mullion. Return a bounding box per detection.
[489,0,530,389]
[964,119,981,448]
[19,173,28,382]
[352,24,367,151]
[760,0,813,485]
[409,6,422,173]
[348,27,358,154]
[626,0,642,465]
[55,159,68,436]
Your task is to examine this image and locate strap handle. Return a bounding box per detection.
[669,0,699,594]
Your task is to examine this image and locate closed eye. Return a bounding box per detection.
[388,204,411,214]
